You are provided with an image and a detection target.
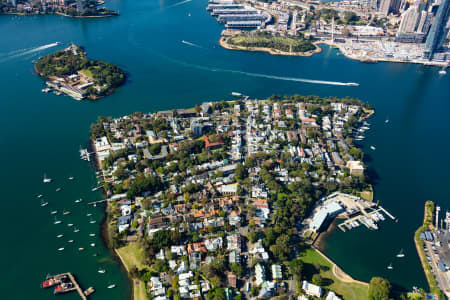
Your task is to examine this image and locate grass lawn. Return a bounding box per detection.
[134,279,148,300]
[360,190,373,202]
[299,248,369,300]
[79,69,93,79]
[116,242,146,270]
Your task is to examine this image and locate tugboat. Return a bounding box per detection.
[41,275,60,288]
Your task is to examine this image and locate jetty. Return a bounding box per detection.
[338,205,395,232]
[47,272,89,299]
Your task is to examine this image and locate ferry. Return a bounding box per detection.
[346,82,359,86]
[43,174,52,183]
[396,249,405,258]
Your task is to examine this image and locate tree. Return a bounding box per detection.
[235,163,248,181]
[312,274,324,286]
[288,259,303,281]
[368,277,391,300]
[231,263,244,277]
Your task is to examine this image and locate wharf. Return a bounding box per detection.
[338,205,395,232]
[55,272,87,300]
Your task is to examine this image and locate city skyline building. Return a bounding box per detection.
[424,0,450,59]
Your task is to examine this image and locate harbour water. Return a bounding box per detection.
[1,0,450,298]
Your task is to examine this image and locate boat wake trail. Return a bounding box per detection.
[161,55,357,87]
[0,42,60,63]
[166,0,192,9]
[181,40,205,49]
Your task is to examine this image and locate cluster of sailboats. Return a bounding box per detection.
[387,249,406,270]
[40,170,117,290]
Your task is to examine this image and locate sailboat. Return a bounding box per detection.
[67,223,74,227]
[107,284,116,289]
[56,188,61,192]
[75,198,83,203]
[439,68,447,75]
[89,233,96,237]
[58,247,65,251]
[73,227,80,233]
[57,234,64,238]
[68,176,74,180]
[37,194,43,198]
[90,243,96,247]
[54,217,62,225]
[86,213,92,217]
[41,199,49,207]
[370,146,376,150]
[387,263,393,270]
[51,210,58,215]
[98,268,106,274]
[63,209,71,215]
[43,174,52,183]
[396,249,405,258]
[68,240,74,243]
[89,217,96,224]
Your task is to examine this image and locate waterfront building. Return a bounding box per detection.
[417,10,434,33]
[310,201,344,232]
[346,160,364,176]
[424,0,450,59]
[302,281,323,297]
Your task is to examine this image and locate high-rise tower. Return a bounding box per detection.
[424,0,450,59]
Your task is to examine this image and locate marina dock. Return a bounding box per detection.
[44,272,88,300]
[338,205,395,232]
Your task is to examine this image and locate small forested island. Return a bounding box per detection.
[0,0,118,17]
[220,30,320,57]
[35,44,125,100]
[87,94,427,300]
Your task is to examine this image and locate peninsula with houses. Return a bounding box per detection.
[89,94,427,300]
[35,44,125,100]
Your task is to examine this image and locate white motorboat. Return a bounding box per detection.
[90,243,96,247]
[86,213,92,217]
[68,240,74,243]
[98,269,106,274]
[37,194,43,198]
[396,249,405,258]
[370,146,376,150]
[41,200,49,207]
[68,176,74,180]
[107,284,116,289]
[67,223,74,227]
[51,210,58,215]
[63,210,71,215]
[57,234,64,238]
[56,188,61,192]
[89,233,96,237]
[73,228,80,233]
[43,173,52,183]
[58,247,65,251]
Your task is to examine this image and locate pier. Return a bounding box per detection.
[48,272,88,300]
[338,205,396,232]
[80,148,93,162]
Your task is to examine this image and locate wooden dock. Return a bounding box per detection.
[54,272,87,300]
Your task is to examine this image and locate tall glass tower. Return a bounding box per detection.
[423,0,450,59]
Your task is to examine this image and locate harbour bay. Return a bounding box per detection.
[1,0,450,298]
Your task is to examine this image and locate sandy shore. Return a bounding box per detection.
[219,36,322,57]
